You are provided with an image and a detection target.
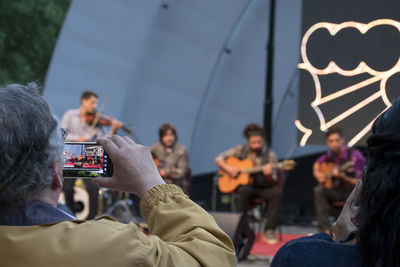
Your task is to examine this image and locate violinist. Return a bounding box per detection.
[61,91,122,219]
[61,91,122,142]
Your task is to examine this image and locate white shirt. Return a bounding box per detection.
[61,109,105,141]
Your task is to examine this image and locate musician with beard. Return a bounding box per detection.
[216,123,281,244]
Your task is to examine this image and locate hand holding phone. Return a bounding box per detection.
[92,136,165,198]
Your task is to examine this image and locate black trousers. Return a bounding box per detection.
[236,185,281,231]
[314,185,353,232]
[63,179,99,220]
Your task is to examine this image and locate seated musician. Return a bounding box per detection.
[70,153,76,163]
[313,126,366,235]
[215,123,281,244]
[150,123,190,193]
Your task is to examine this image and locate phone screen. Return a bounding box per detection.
[63,142,112,178]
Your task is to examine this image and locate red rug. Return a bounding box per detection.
[64,163,101,168]
[250,232,305,256]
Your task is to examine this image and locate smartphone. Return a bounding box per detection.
[62,142,113,178]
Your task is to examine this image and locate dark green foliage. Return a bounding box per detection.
[0,0,70,89]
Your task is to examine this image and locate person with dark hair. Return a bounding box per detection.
[0,83,236,267]
[356,99,400,267]
[313,126,366,234]
[215,123,281,244]
[150,123,190,193]
[61,91,123,219]
[81,90,98,101]
[271,100,400,267]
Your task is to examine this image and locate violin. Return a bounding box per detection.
[85,111,132,134]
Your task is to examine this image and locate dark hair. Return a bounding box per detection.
[325,126,343,139]
[243,123,265,140]
[81,91,98,101]
[357,99,400,267]
[159,123,178,143]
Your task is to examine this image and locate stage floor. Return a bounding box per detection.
[237,224,318,267]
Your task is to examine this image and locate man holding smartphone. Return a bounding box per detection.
[0,83,236,267]
[61,91,122,219]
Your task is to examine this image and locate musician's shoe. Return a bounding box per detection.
[263,229,278,245]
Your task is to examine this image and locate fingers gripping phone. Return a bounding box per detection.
[62,142,113,178]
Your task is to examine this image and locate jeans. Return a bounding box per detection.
[236,185,281,231]
[314,185,353,232]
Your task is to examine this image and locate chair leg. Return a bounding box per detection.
[231,194,237,212]
[257,217,263,239]
[211,175,218,211]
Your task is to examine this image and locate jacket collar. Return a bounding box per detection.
[0,200,76,226]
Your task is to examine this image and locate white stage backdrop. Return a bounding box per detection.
[45,0,317,175]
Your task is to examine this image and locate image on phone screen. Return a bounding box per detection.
[63,142,112,178]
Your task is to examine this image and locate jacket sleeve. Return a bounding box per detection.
[0,186,235,267]
[139,184,237,267]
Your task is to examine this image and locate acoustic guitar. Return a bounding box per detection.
[318,161,354,189]
[218,157,296,193]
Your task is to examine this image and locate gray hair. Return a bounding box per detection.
[0,83,63,202]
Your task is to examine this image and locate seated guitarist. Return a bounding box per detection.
[215,123,281,244]
[313,127,366,235]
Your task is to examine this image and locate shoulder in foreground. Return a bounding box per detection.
[271,233,364,267]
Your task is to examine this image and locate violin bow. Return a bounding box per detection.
[88,96,143,144]
[88,96,110,135]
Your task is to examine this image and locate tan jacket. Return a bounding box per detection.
[0,184,236,267]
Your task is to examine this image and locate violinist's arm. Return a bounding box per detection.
[102,119,122,137]
[110,118,123,134]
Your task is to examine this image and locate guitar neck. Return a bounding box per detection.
[243,166,263,174]
[243,162,284,175]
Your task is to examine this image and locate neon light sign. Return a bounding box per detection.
[296,19,400,146]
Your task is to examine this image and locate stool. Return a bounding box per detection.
[248,197,283,241]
